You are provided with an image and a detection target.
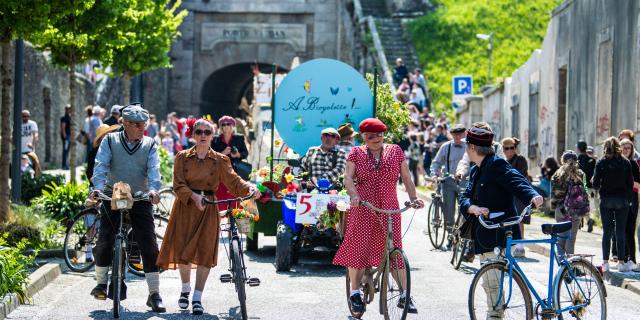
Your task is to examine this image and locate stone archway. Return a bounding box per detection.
[199,63,288,120]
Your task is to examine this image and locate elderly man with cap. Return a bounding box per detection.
[337,123,357,154]
[429,123,467,242]
[301,127,347,189]
[459,126,542,319]
[103,104,122,126]
[89,103,166,312]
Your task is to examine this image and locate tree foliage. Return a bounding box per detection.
[367,74,410,143]
[408,0,561,112]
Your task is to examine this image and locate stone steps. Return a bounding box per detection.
[375,18,420,71]
[361,0,389,17]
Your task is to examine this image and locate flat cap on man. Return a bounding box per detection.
[321,127,340,136]
[122,104,149,122]
[110,105,122,115]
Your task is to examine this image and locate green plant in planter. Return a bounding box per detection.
[20,172,66,205]
[0,235,36,302]
[158,146,174,186]
[33,181,89,223]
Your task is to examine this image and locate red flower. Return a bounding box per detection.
[184,117,198,138]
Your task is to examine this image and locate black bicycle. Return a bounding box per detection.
[202,194,261,320]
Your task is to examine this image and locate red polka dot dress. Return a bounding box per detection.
[333,144,405,269]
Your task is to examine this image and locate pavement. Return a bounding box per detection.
[5,189,640,319]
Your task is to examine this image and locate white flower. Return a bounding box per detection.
[336,200,349,212]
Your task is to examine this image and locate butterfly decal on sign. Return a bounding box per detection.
[330,87,339,95]
[304,80,311,93]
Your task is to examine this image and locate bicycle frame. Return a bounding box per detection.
[494,232,592,315]
[222,202,247,281]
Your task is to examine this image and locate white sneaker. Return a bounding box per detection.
[602,262,610,273]
[617,261,630,272]
[625,261,636,272]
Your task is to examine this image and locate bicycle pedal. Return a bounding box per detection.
[247,278,261,287]
[219,274,232,283]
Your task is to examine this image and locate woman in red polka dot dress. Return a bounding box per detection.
[333,118,424,314]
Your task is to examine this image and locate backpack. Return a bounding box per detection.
[563,181,590,219]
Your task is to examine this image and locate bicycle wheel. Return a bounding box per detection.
[468,261,533,320]
[427,199,446,250]
[156,188,175,218]
[380,249,411,320]
[153,214,169,245]
[112,238,125,318]
[450,215,464,270]
[231,238,248,320]
[554,259,606,320]
[63,208,99,272]
[126,229,145,277]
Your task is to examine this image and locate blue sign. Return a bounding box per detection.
[452,75,473,99]
[274,59,374,154]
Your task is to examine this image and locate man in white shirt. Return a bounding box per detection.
[21,110,38,153]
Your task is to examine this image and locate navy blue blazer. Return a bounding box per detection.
[459,154,540,254]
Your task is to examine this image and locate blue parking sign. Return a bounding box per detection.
[452,75,473,99]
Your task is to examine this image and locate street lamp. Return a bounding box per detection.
[476,32,494,82]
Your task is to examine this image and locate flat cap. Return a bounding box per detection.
[110,105,122,114]
[465,127,494,147]
[321,127,340,136]
[122,103,149,122]
[450,123,466,133]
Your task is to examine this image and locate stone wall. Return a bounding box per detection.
[0,42,95,170]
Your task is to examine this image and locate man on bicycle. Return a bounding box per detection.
[429,123,467,246]
[459,126,542,319]
[89,103,166,313]
[301,127,347,190]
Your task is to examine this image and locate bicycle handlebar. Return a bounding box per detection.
[359,201,413,214]
[93,190,151,202]
[478,204,533,230]
[201,193,255,206]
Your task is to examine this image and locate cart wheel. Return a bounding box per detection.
[246,232,258,252]
[275,222,293,271]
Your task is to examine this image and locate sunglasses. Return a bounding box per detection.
[504,146,516,151]
[125,121,146,128]
[194,129,213,136]
[322,133,340,139]
[362,132,384,139]
[220,123,233,127]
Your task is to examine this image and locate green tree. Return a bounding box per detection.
[32,0,124,183]
[0,1,87,222]
[367,74,410,143]
[105,0,186,104]
[408,0,561,114]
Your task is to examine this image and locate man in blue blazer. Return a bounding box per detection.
[459,124,543,319]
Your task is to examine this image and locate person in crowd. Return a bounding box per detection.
[586,146,595,158]
[211,116,249,210]
[430,124,467,238]
[577,140,598,232]
[20,154,35,178]
[301,127,347,189]
[502,137,530,257]
[85,105,103,161]
[550,151,588,256]
[337,123,357,155]
[407,133,423,186]
[160,131,175,157]
[334,118,424,314]
[393,57,409,87]
[103,105,121,126]
[147,114,159,139]
[60,105,71,169]
[409,87,426,110]
[86,124,121,183]
[620,138,640,272]
[412,68,426,93]
[396,78,412,102]
[89,103,166,312]
[459,126,542,319]
[455,122,504,181]
[166,112,180,145]
[592,137,633,272]
[618,129,640,160]
[533,157,559,198]
[21,110,39,154]
[157,119,260,315]
[408,103,421,122]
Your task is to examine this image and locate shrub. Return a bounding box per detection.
[367,73,411,143]
[0,224,41,247]
[158,146,174,186]
[0,235,36,302]
[33,181,89,223]
[20,172,66,205]
[9,204,51,231]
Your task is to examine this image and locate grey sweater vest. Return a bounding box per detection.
[105,131,155,193]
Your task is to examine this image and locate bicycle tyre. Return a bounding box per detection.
[63,208,99,272]
[231,238,248,320]
[450,215,464,270]
[380,248,411,320]
[156,188,175,218]
[112,238,124,318]
[554,259,606,320]
[153,214,169,242]
[468,261,533,320]
[125,229,145,277]
[345,270,365,319]
[427,199,446,250]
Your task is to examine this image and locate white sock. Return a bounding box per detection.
[350,289,360,297]
[193,290,202,302]
[146,272,160,294]
[181,282,191,293]
[400,291,407,298]
[95,266,109,285]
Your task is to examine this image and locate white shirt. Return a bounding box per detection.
[21,120,38,153]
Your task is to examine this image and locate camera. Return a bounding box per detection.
[231,146,239,154]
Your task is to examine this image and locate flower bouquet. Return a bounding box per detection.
[254,163,299,203]
[316,200,349,231]
[231,207,259,233]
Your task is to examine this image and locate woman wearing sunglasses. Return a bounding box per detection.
[157,119,260,315]
[501,137,530,257]
[212,115,250,210]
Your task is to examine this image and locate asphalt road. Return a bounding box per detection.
[7,191,640,319]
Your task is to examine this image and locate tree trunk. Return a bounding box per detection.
[123,74,131,105]
[0,38,13,222]
[68,64,77,183]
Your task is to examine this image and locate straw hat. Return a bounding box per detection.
[94,124,121,147]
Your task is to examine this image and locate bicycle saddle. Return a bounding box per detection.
[541,221,572,235]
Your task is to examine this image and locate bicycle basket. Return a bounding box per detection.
[235,217,252,234]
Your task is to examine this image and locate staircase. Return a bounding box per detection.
[359,0,421,73]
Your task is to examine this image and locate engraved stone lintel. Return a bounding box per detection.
[201,22,307,52]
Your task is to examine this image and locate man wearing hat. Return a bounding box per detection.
[301,127,347,188]
[459,126,542,319]
[337,123,357,154]
[103,104,122,126]
[430,123,467,240]
[89,103,166,312]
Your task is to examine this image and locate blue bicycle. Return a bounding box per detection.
[468,205,607,319]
